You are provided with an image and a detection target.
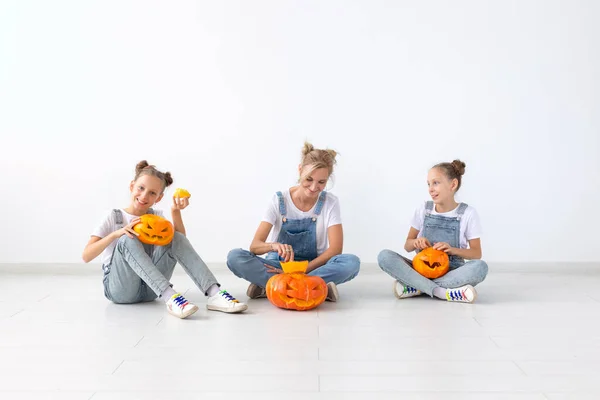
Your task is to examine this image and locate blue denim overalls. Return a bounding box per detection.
[102,208,156,277]
[265,191,326,262]
[421,201,468,270]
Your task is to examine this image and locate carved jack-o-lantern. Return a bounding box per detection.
[266,261,328,311]
[413,247,450,279]
[133,214,174,246]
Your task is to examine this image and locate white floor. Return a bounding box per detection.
[1,263,600,399]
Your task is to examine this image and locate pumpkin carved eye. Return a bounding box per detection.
[413,247,449,278]
[133,214,174,246]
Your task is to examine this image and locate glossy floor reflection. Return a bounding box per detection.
[1,263,599,399]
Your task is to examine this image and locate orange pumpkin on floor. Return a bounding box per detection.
[266,261,328,311]
[413,247,449,279]
[133,214,174,246]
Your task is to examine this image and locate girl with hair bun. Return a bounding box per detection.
[82,160,247,319]
[378,160,488,303]
[227,142,360,302]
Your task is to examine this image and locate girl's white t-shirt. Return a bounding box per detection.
[410,202,482,249]
[262,189,342,256]
[91,208,165,266]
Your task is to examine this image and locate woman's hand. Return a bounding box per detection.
[264,264,283,274]
[270,242,294,263]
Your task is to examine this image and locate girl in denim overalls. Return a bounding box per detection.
[82,160,247,319]
[378,160,488,303]
[227,142,360,302]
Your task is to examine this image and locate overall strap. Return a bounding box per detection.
[113,209,124,228]
[456,203,468,220]
[276,191,287,221]
[313,191,327,216]
[424,201,434,216]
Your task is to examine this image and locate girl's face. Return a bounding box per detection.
[299,166,329,199]
[129,175,164,213]
[427,168,457,205]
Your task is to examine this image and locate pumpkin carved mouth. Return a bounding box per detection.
[140,223,170,238]
[413,247,450,279]
[422,261,442,269]
[133,214,174,246]
[266,261,328,311]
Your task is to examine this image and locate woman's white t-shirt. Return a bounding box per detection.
[262,189,342,256]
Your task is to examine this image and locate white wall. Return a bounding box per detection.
[1,0,598,264]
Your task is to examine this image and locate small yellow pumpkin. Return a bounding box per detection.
[173,188,191,198]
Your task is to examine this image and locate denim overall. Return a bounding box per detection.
[103,208,158,301]
[227,190,361,287]
[421,201,468,270]
[377,201,488,296]
[102,209,155,275]
[102,209,219,303]
[265,190,326,262]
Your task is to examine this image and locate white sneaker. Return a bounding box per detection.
[445,285,477,303]
[326,282,339,302]
[166,293,199,319]
[393,281,422,299]
[207,290,248,313]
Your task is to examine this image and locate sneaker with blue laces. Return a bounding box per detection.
[393,281,422,299]
[166,293,199,319]
[445,285,477,303]
[207,290,248,313]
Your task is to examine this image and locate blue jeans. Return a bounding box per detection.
[227,249,360,288]
[103,232,219,304]
[377,249,488,297]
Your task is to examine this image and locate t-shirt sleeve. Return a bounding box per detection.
[409,203,425,232]
[326,197,342,228]
[464,207,483,240]
[91,211,114,239]
[261,194,279,226]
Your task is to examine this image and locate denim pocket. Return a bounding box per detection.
[423,224,457,246]
[278,230,311,247]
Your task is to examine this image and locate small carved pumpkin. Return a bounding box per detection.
[413,247,449,279]
[133,214,174,246]
[266,261,328,311]
[173,188,191,198]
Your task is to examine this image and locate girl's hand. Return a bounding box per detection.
[413,237,431,251]
[271,243,294,263]
[433,242,456,255]
[115,217,140,239]
[172,196,190,211]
